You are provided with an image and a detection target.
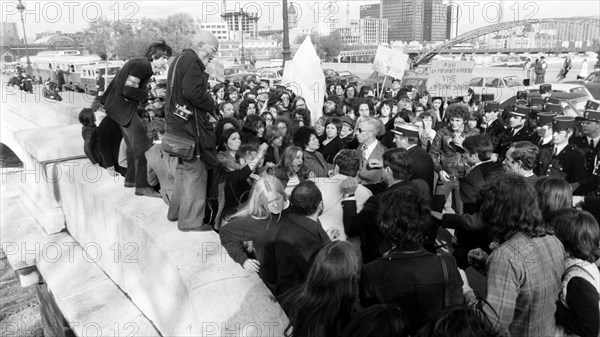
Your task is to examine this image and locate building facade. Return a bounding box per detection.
[359,18,389,45]
[361,0,447,43]
[198,22,230,41]
[221,11,259,38]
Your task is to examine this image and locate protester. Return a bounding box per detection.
[468,174,564,337]
[283,241,360,337]
[275,181,330,300]
[360,183,464,334]
[416,306,500,337]
[273,146,308,194]
[553,209,600,337]
[293,126,330,178]
[101,39,172,198]
[219,177,287,290]
[79,108,103,166]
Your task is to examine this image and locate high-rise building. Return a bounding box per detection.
[359,18,389,45]
[198,22,230,41]
[361,0,447,43]
[221,11,259,38]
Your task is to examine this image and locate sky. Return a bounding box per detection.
[2,0,599,41]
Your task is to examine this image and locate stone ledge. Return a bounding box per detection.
[56,158,288,336]
[0,193,160,336]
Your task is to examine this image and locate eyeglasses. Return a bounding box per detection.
[203,43,218,56]
[358,128,373,133]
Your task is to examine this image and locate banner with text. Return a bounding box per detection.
[427,60,475,98]
[372,46,409,80]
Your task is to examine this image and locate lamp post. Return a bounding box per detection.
[239,9,246,65]
[16,0,32,73]
[282,0,291,67]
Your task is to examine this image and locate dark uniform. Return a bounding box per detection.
[535,117,587,183]
[481,101,505,149]
[571,135,599,176]
[495,105,534,157]
[571,109,600,195]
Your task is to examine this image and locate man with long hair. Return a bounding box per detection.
[101,39,172,197]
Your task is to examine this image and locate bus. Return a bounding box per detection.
[20,50,104,92]
[79,61,125,95]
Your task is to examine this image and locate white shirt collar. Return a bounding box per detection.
[554,142,569,155]
[587,135,600,146]
[362,140,379,159]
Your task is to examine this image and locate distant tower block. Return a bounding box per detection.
[289,2,298,28]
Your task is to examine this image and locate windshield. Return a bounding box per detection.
[503,76,521,88]
[569,96,589,113]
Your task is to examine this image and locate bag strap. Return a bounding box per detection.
[167,55,183,108]
[438,254,450,308]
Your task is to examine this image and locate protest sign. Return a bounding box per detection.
[372,46,409,80]
[427,60,475,97]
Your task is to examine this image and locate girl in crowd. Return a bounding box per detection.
[377,100,394,128]
[466,112,483,134]
[460,88,477,113]
[535,176,573,224]
[416,112,437,152]
[345,85,357,99]
[219,177,288,290]
[553,209,600,337]
[294,108,311,127]
[339,116,359,150]
[319,118,346,164]
[217,128,243,172]
[355,98,375,118]
[79,108,103,166]
[240,114,265,146]
[237,98,258,120]
[260,111,275,127]
[413,102,426,120]
[212,83,225,105]
[276,118,293,148]
[314,116,328,142]
[284,241,361,337]
[273,145,307,194]
[263,125,285,166]
[293,126,330,178]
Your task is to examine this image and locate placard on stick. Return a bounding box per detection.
[372,46,409,79]
[427,60,475,97]
[206,60,225,82]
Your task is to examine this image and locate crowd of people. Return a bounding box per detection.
[78,32,600,337]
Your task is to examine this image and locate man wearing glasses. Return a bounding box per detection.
[165,30,220,232]
[356,117,387,185]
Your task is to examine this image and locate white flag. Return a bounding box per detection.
[281,36,325,125]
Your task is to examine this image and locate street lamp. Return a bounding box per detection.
[17,0,32,73]
[282,0,291,67]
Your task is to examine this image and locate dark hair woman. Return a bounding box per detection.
[272,145,308,195]
[553,209,600,337]
[319,117,346,164]
[293,126,331,178]
[237,98,258,120]
[284,241,361,337]
[240,114,266,146]
[470,174,565,337]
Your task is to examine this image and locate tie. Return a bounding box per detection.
[591,139,595,149]
[361,144,368,161]
[553,147,558,157]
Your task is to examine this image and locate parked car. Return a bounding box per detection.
[225,72,259,86]
[526,91,589,117]
[548,83,598,103]
[564,70,600,100]
[469,75,539,108]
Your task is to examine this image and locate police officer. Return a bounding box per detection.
[480,101,504,149]
[572,109,600,176]
[531,112,557,149]
[496,105,533,157]
[536,116,587,184]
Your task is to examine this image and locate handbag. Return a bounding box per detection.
[161,132,196,160]
[161,55,197,159]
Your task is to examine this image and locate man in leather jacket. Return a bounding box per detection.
[101,39,172,197]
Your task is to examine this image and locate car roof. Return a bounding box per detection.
[528,92,588,99]
[548,83,585,90]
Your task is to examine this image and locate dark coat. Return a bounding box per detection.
[360,249,464,334]
[460,161,503,214]
[482,118,505,149]
[101,58,153,126]
[571,135,599,176]
[342,180,412,264]
[319,136,346,164]
[304,150,331,178]
[407,145,435,195]
[81,125,102,165]
[495,125,534,158]
[536,144,587,183]
[275,212,330,299]
[164,49,217,165]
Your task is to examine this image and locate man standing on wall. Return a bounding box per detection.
[165,31,220,232]
[101,39,172,197]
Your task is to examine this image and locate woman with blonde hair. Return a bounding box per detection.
[219,177,288,290]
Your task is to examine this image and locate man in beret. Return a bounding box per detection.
[536,116,587,184]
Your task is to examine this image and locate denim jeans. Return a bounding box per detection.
[434,178,463,215]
